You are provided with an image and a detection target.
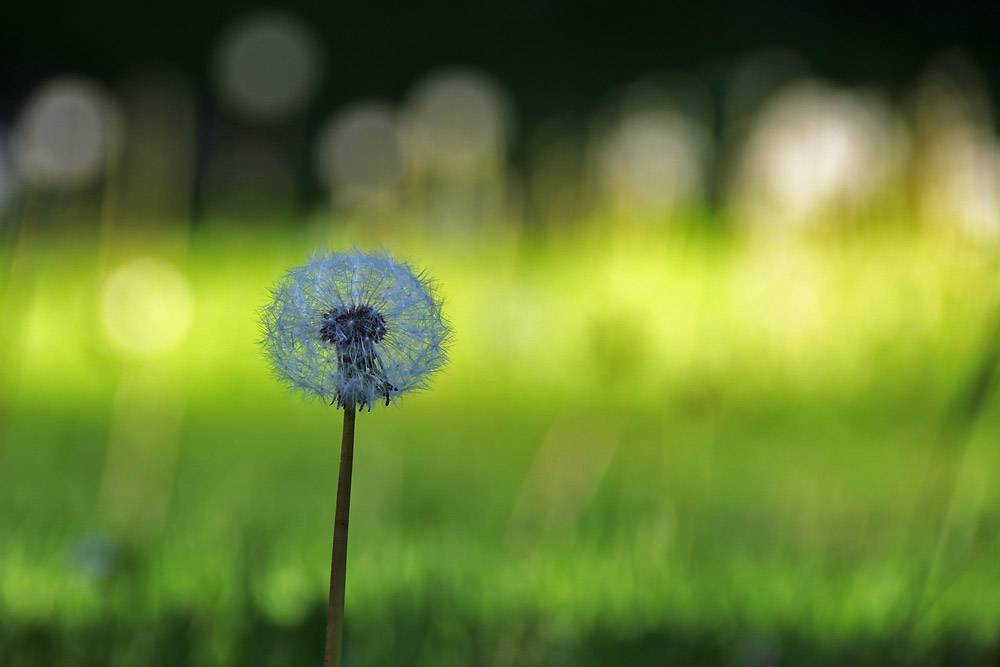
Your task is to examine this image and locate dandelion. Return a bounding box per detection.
[259,247,450,667]
[261,248,450,410]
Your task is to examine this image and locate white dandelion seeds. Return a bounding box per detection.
[260,248,450,410]
[258,247,451,667]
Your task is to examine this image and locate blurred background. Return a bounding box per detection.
[3,1,1000,665]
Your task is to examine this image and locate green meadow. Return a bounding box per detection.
[3,222,1000,665]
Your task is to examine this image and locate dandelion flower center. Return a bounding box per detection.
[320,304,388,346]
[319,304,395,408]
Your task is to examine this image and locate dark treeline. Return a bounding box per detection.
[3,0,999,127]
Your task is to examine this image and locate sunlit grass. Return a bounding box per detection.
[2,221,1000,664]
[7,223,997,409]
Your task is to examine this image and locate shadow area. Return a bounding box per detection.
[2,598,997,667]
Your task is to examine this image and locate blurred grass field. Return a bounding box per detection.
[3,220,1000,665]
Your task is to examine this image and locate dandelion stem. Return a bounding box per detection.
[324,403,356,667]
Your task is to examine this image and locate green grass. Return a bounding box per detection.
[2,223,1000,665]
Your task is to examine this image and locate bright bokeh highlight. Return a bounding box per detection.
[100,257,194,357]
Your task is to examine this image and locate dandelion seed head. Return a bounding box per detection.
[260,248,450,410]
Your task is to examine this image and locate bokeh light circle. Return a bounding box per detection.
[11,77,122,190]
[213,10,323,123]
[731,80,897,230]
[101,258,194,357]
[315,102,405,203]
[405,68,512,172]
[602,110,710,210]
